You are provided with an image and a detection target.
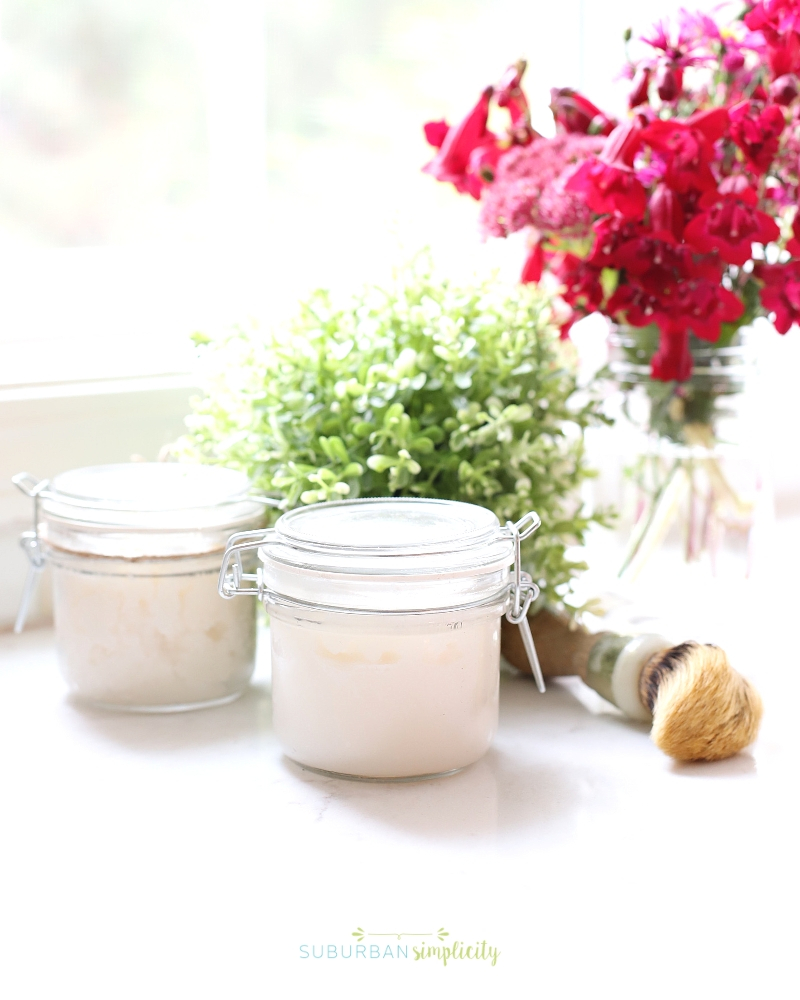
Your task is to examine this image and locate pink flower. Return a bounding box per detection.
[566,122,647,219]
[423,87,498,199]
[478,133,604,238]
[728,101,786,173]
[639,10,721,104]
[642,13,718,69]
[755,260,800,331]
[641,107,729,193]
[684,176,780,264]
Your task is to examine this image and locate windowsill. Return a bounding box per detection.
[0,372,199,404]
[0,377,201,630]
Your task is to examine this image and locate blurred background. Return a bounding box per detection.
[2,0,799,627]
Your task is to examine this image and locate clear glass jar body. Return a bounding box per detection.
[269,599,504,779]
[50,548,257,710]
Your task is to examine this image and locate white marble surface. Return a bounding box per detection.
[0,572,797,999]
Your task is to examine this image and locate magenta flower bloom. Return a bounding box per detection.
[641,107,729,193]
[566,122,647,219]
[423,87,498,199]
[642,13,717,69]
[684,176,780,265]
[745,1,800,76]
[728,100,786,173]
[755,260,800,331]
[550,252,604,312]
[672,280,744,342]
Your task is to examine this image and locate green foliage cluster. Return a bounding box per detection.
[180,261,612,608]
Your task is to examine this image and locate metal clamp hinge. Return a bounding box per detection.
[505,512,545,693]
[11,473,50,633]
[218,529,275,599]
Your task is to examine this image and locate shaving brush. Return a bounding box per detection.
[502,609,763,762]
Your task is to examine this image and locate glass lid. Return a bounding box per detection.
[259,498,516,614]
[274,497,500,555]
[37,463,266,556]
[48,463,252,512]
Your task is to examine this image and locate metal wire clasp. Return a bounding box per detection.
[504,512,546,693]
[218,529,275,599]
[11,473,51,633]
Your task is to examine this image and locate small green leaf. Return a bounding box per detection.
[366,454,395,473]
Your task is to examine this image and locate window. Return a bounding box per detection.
[9,0,792,630]
[1,0,731,391]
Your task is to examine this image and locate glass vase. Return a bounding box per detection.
[606,324,765,580]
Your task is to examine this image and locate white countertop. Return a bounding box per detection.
[0,566,797,1000]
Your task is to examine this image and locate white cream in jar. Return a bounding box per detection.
[15,464,265,711]
[219,498,541,778]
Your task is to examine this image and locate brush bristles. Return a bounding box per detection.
[648,643,763,762]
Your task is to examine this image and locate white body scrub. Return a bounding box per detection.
[271,606,501,778]
[27,463,264,711]
[52,551,256,710]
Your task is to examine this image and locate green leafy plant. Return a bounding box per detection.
[178,259,612,609]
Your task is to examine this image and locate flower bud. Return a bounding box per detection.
[520,241,544,283]
[628,67,651,108]
[655,63,680,101]
[770,74,799,106]
[722,50,745,73]
[649,183,685,239]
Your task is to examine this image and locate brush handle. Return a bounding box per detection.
[501,607,602,680]
[501,610,669,723]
